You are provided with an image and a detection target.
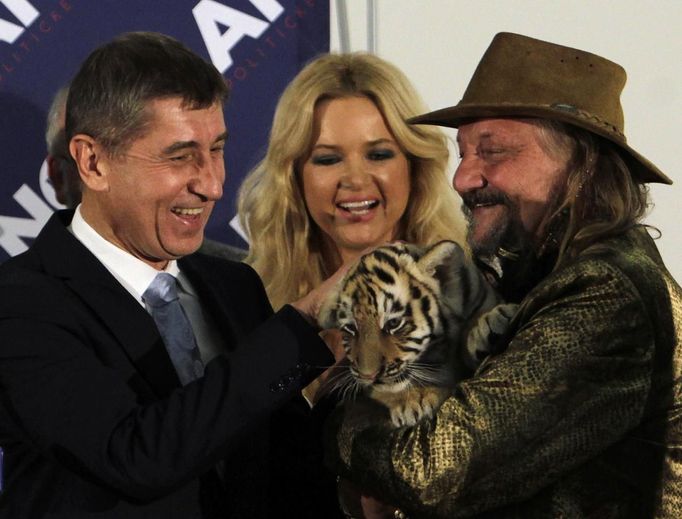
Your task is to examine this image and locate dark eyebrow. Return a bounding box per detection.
[161,131,228,155]
[367,138,396,146]
[162,141,198,155]
[457,131,493,145]
[312,137,395,150]
[310,143,339,151]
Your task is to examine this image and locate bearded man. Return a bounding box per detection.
[325,32,682,518]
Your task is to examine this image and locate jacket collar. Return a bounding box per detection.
[179,253,240,349]
[34,210,181,396]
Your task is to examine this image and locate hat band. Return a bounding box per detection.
[548,103,625,140]
[453,101,626,141]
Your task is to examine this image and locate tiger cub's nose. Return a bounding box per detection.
[356,369,380,381]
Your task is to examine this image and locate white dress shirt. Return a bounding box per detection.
[69,206,225,364]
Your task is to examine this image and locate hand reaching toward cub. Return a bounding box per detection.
[290,260,351,327]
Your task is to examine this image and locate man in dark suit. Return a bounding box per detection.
[0,32,337,518]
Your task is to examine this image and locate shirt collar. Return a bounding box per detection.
[69,205,180,306]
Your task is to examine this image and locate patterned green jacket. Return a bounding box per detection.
[326,226,682,518]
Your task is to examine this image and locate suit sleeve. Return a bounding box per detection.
[325,259,655,517]
[0,266,333,502]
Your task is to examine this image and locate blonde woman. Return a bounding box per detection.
[238,52,467,310]
[238,53,470,518]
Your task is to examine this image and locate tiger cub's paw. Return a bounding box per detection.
[375,386,450,428]
[465,303,518,368]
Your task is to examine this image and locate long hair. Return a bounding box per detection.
[238,53,466,309]
[533,119,651,266]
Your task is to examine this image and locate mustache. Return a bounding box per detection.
[460,189,511,211]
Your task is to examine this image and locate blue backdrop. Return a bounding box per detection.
[0,0,329,260]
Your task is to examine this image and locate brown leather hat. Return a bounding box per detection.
[410,32,671,185]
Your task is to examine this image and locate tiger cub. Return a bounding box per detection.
[318,240,515,427]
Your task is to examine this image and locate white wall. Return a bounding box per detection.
[330,0,681,282]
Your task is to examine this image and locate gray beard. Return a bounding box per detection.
[462,179,567,263]
[463,202,535,260]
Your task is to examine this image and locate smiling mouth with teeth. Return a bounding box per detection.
[172,207,203,216]
[337,200,380,215]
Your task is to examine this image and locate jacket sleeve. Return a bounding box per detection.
[326,258,656,517]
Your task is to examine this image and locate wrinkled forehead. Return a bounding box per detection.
[456,117,546,144]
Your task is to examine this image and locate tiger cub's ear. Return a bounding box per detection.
[416,240,465,279]
[417,241,469,320]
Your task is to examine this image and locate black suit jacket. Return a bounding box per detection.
[0,211,335,518]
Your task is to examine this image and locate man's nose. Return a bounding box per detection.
[453,158,486,194]
[191,156,224,201]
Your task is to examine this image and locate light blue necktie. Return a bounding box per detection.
[143,272,204,385]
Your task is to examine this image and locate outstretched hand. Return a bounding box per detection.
[291,263,353,326]
[290,244,381,325]
[290,261,350,326]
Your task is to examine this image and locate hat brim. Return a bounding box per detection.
[409,104,672,185]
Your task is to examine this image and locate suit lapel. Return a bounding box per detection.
[35,211,181,396]
[179,254,240,350]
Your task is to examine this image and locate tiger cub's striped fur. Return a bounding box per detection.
[319,240,511,427]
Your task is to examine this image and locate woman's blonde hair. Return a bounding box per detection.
[238,52,466,309]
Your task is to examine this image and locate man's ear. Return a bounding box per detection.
[69,134,110,192]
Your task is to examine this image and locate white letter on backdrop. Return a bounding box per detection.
[0,185,53,257]
[0,0,39,44]
[193,0,284,73]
